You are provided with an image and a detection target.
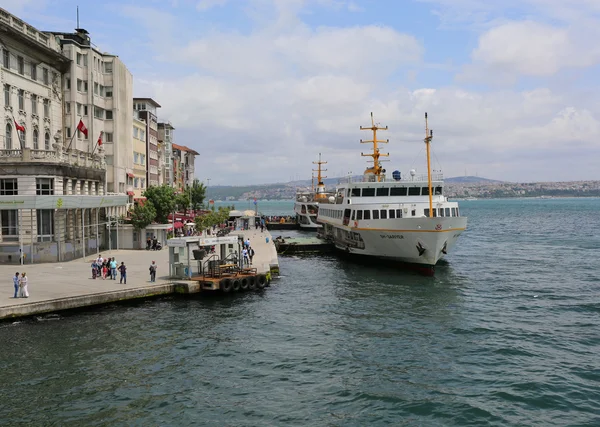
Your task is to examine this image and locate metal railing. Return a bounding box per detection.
[338,172,444,184]
[0,148,104,169]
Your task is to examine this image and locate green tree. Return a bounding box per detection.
[175,192,191,214]
[194,207,231,233]
[190,179,207,211]
[143,185,176,224]
[129,202,156,248]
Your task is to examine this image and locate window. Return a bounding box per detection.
[389,209,395,219]
[396,209,403,218]
[65,127,71,138]
[362,188,375,197]
[134,177,140,188]
[373,210,379,220]
[134,152,139,163]
[17,56,24,75]
[83,54,88,66]
[376,187,389,197]
[105,110,113,120]
[4,123,11,149]
[77,79,82,91]
[33,129,39,149]
[104,62,113,73]
[4,84,10,106]
[44,132,50,150]
[17,89,24,110]
[99,85,105,97]
[76,103,81,115]
[408,187,420,196]
[105,155,113,165]
[43,99,49,118]
[133,127,138,138]
[76,52,82,65]
[390,187,407,196]
[36,178,54,195]
[0,178,18,195]
[31,64,37,80]
[445,207,451,217]
[351,188,360,197]
[424,208,430,217]
[1,210,18,241]
[357,210,363,220]
[435,187,443,195]
[66,102,71,114]
[94,82,98,95]
[2,49,9,68]
[363,210,371,220]
[83,81,88,92]
[31,94,37,114]
[83,105,88,116]
[43,68,49,85]
[65,77,70,89]
[105,86,113,97]
[380,209,387,219]
[411,209,416,217]
[105,132,113,142]
[422,187,429,196]
[141,178,145,188]
[94,106,104,119]
[37,209,54,242]
[140,154,145,165]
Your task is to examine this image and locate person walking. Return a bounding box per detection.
[118,262,127,284]
[91,260,98,279]
[110,258,117,280]
[13,272,19,298]
[19,272,29,298]
[149,261,157,283]
[242,247,249,267]
[248,247,255,265]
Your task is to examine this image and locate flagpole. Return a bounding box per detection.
[91,131,102,156]
[66,116,83,152]
[12,115,24,150]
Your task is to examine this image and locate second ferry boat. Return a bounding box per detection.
[294,153,333,230]
[316,113,467,275]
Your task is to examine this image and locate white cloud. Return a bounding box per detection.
[196,0,228,11]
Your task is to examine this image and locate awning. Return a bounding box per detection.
[127,191,135,196]
[126,172,135,178]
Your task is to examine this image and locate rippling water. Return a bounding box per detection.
[1,198,599,426]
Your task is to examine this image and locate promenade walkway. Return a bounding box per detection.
[0,229,278,321]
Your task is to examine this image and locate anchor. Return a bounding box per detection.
[441,241,447,255]
[416,242,426,256]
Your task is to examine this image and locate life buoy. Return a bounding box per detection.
[220,278,233,293]
[248,276,257,290]
[240,277,250,291]
[353,221,358,228]
[257,274,267,289]
[232,279,241,292]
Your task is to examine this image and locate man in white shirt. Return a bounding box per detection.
[242,248,249,266]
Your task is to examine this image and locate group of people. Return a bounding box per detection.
[91,254,127,284]
[145,236,162,251]
[241,238,256,266]
[12,272,28,298]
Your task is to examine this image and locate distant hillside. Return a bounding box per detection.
[445,176,503,184]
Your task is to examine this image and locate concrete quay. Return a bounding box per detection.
[0,229,278,321]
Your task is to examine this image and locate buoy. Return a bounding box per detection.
[232,279,241,292]
[220,278,233,293]
[240,277,249,291]
[257,274,267,289]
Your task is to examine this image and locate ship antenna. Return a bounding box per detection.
[360,112,389,182]
[424,112,433,217]
[312,153,328,199]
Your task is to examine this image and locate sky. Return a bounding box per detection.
[6,0,600,184]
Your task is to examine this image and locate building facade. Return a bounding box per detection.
[50,28,133,217]
[0,8,127,263]
[172,143,199,191]
[132,112,147,201]
[157,121,175,186]
[133,98,160,187]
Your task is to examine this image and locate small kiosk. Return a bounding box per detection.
[167,235,241,279]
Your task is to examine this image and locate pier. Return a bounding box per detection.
[0,229,278,321]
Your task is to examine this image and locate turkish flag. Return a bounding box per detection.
[97,131,103,146]
[77,119,88,137]
[14,119,25,132]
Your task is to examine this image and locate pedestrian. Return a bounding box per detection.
[248,246,255,265]
[102,261,108,280]
[91,260,97,279]
[110,257,117,280]
[118,262,127,284]
[245,238,250,249]
[260,220,264,233]
[13,272,19,298]
[149,261,157,282]
[146,237,151,250]
[242,247,249,266]
[19,272,29,298]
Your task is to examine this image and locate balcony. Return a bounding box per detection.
[0,147,105,169]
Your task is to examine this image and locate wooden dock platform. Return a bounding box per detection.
[274,236,335,255]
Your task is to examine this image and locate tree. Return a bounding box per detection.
[194,206,231,233]
[175,192,190,214]
[129,202,156,248]
[143,185,176,224]
[190,179,207,211]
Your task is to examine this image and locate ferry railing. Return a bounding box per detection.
[338,172,444,184]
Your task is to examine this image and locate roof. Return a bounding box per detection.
[172,143,199,156]
[133,98,162,108]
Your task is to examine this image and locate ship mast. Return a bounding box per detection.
[424,112,433,217]
[311,172,315,192]
[360,112,389,182]
[312,153,328,199]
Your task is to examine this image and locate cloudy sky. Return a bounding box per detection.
[7,0,600,184]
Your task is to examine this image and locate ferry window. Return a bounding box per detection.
[411,209,416,216]
[347,189,351,197]
[363,210,371,220]
[376,187,389,196]
[424,208,430,217]
[357,210,363,220]
[456,207,460,216]
[432,209,437,217]
[389,209,395,219]
[435,186,443,195]
[344,209,351,218]
[445,208,451,217]
[408,187,420,196]
[422,187,429,196]
[362,188,375,197]
[390,187,407,196]
[373,210,379,219]
[451,208,456,217]
[396,209,403,218]
[380,209,387,219]
[440,208,445,217]
[351,188,361,197]
[351,210,356,220]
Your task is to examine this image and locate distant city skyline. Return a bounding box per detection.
[8,0,600,185]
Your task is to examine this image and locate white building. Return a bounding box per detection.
[0,8,127,263]
[157,121,175,186]
[49,28,133,216]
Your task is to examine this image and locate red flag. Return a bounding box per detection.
[13,119,25,133]
[97,131,103,146]
[77,119,88,137]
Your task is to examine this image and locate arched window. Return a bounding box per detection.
[5,123,11,150]
[44,132,50,150]
[33,129,39,150]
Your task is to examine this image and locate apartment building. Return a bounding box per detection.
[172,144,199,192]
[157,121,175,186]
[133,98,160,187]
[0,8,126,263]
[49,27,133,216]
[132,112,147,201]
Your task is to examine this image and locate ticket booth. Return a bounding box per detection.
[167,235,241,279]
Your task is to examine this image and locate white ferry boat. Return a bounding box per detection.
[293,154,333,230]
[316,113,467,275]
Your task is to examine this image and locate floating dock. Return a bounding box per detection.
[274,236,335,255]
[267,222,299,231]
